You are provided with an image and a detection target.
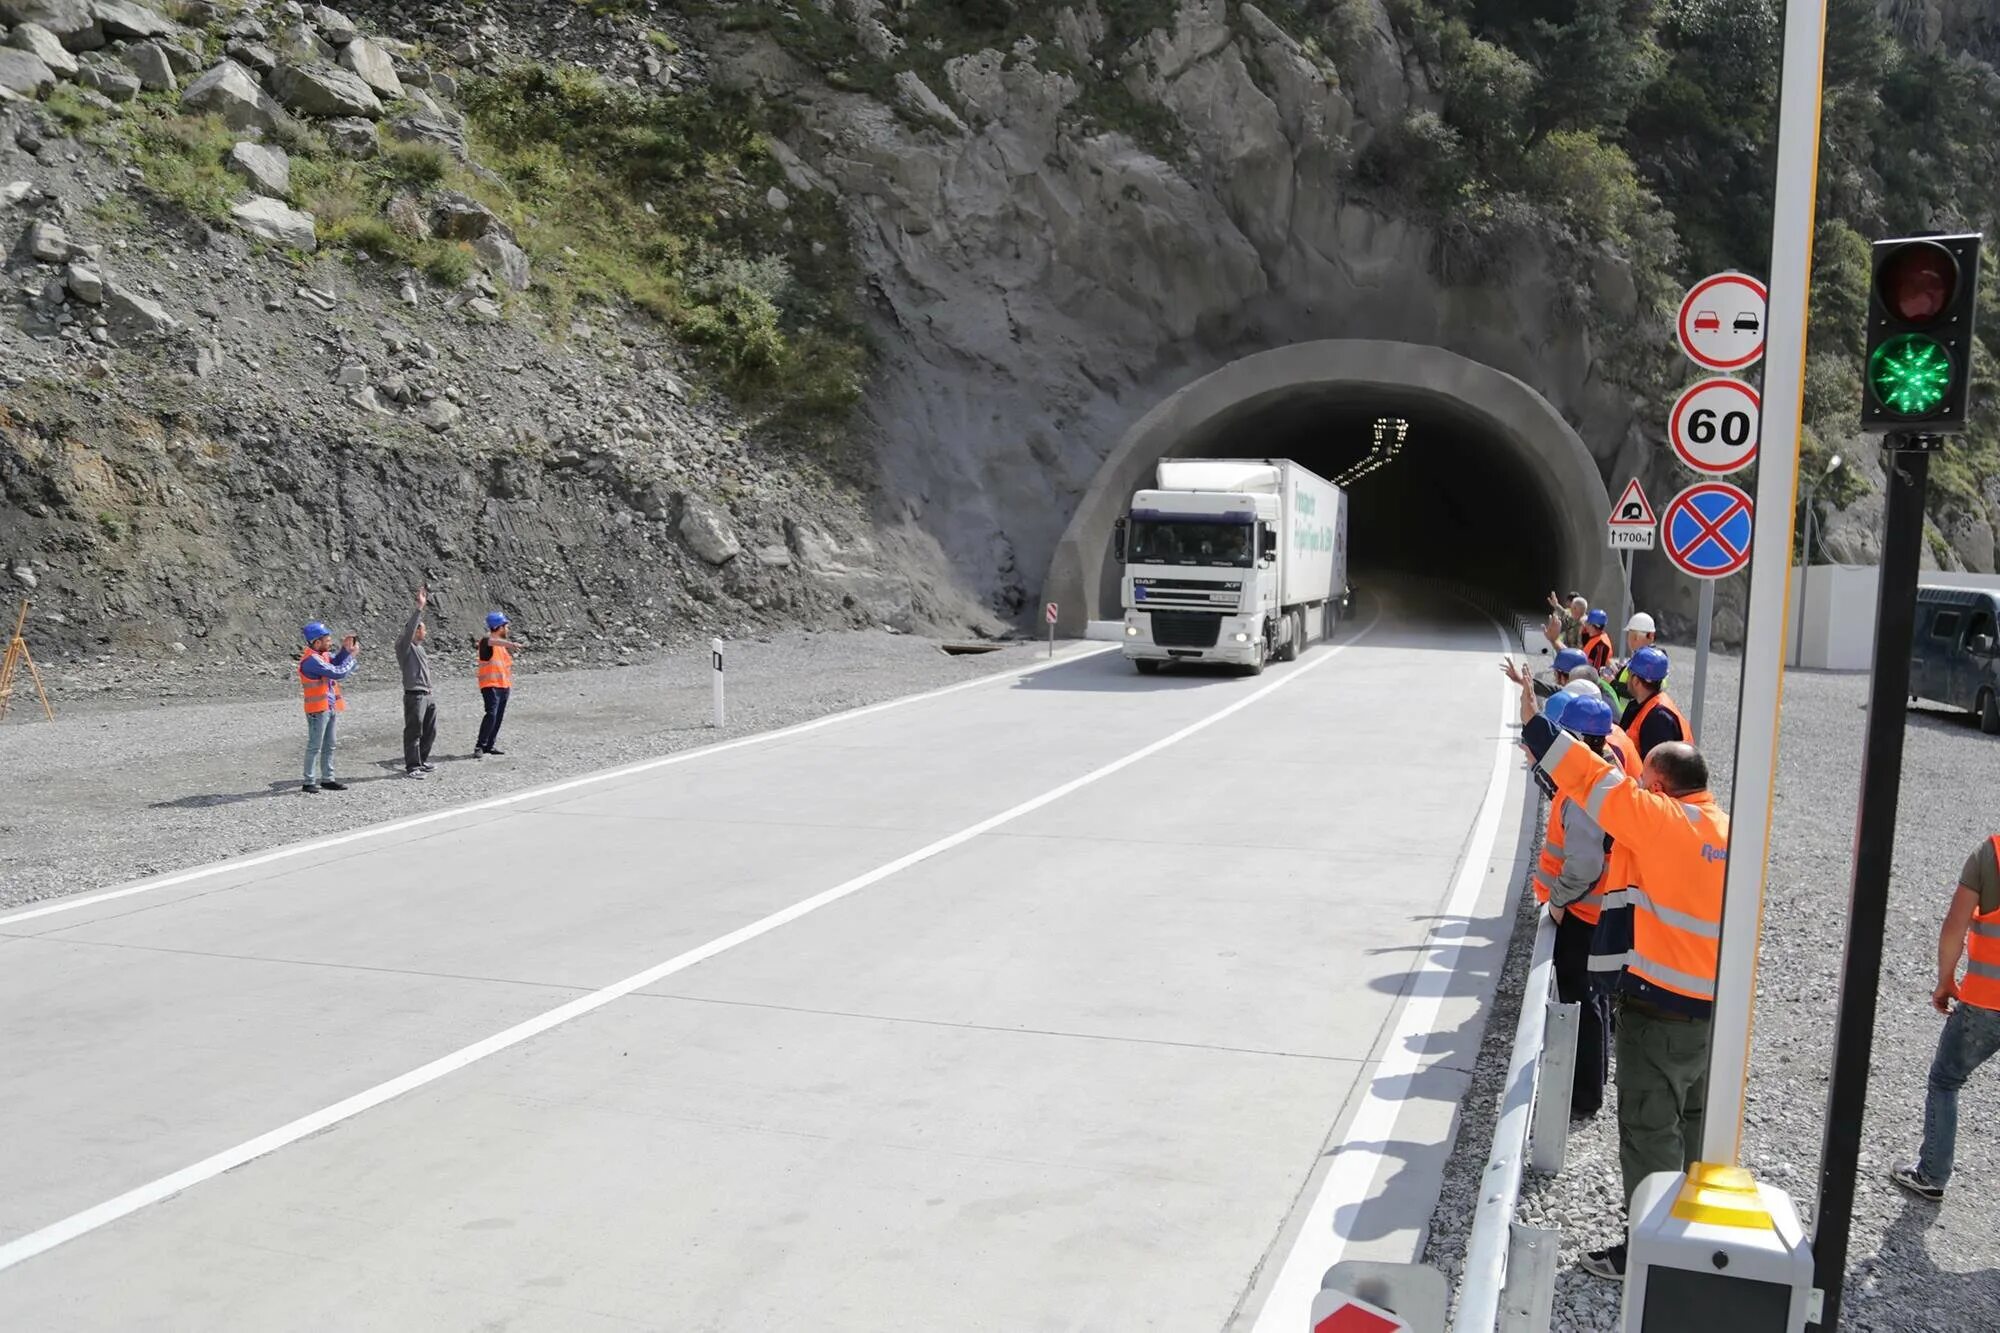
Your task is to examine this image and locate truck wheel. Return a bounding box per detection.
[1981,689,2000,735]
[1134,659,1162,676]
[1241,642,1267,677]
[1276,610,1301,663]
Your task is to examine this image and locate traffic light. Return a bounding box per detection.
[1862,233,1982,432]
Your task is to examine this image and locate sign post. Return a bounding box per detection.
[1045,601,1057,658]
[1661,481,1754,742]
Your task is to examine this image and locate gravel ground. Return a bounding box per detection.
[1429,649,2000,1329]
[0,630,1060,911]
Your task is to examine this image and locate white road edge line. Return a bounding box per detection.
[0,644,1121,929]
[0,609,1382,1274]
[1248,614,1516,1332]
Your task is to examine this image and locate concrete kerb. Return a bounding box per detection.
[1043,340,1618,635]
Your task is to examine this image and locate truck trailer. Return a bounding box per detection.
[1114,458,1349,675]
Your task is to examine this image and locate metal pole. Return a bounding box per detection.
[710,637,725,728]
[1793,498,1814,668]
[1811,442,1931,1331]
[1701,0,1829,1166]
[1690,578,1715,742]
[1618,549,1633,642]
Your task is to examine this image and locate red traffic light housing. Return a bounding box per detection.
[1862,234,1981,433]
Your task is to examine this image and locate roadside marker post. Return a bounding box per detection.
[710,638,724,728]
[1045,601,1057,657]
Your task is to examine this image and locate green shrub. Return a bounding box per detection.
[45,86,111,132]
[679,280,788,379]
[423,242,475,287]
[377,139,452,186]
[129,112,239,221]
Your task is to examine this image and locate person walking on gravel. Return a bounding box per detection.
[396,585,438,780]
[1892,835,2000,1203]
[473,610,517,757]
[1519,713,1727,1282]
[298,621,359,794]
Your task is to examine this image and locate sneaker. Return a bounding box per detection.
[419,762,437,773]
[320,780,348,791]
[484,747,506,756]
[300,783,320,795]
[1580,1243,1627,1280]
[405,769,426,780]
[472,747,486,758]
[1890,1165,1944,1202]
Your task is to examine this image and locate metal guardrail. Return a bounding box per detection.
[1452,907,1573,1333]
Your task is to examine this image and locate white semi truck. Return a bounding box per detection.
[1114,458,1349,675]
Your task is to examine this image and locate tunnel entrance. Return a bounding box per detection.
[1043,340,1616,630]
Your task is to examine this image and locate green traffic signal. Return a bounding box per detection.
[1868,333,1955,416]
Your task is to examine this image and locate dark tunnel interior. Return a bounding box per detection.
[1168,387,1570,606]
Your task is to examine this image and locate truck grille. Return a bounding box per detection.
[1149,611,1223,648]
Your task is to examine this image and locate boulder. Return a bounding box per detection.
[8,22,77,76]
[680,497,741,565]
[222,39,274,72]
[27,218,68,262]
[157,37,200,75]
[0,45,54,97]
[64,259,101,303]
[471,230,529,291]
[226,139,289,197]
[273,23,334,64]
[230,194,316,250]
[76,51,141,99]
[181,60,281,132]
[309,4,353,44]
[102,280,177,335]
[386,112,466,159]
[428,190,500,240]
[337,34,399,98]
[120,39,174,91]
[272,61,380,119]
[89,0,174,40]
[417,397,460,431]
[0,0,99,51]
[323,114,375,158]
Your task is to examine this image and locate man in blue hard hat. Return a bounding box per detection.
[1620,645,1689,759]
[1581,609,1614,670]
[474,610,519,757]
[298,620,359,794]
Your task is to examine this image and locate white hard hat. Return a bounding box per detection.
[1561,679,1601,699]
[1627,612,1656,634]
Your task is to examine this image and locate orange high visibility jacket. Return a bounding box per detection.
[1540,729,1728,1016]
[478,639,513,690]
[1583,629,1614,669]
[1624,690,1689,754]
[299,650,346,715]
[1606,724,1642,779]
[1962,835,2000,1011]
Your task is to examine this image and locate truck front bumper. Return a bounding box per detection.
[1120,610,1264,665]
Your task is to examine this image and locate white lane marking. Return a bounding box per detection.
[1249,614,1516,1331]
[0,646,1120,930]
[0,610,1382,1273]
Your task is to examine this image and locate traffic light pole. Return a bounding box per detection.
[1808,435,1935,1330]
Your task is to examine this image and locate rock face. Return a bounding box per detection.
[324,115,377,157]
[0,46,55,97]
[90,0,175,41]
[230,195,317,250]
[272,61,381,118]
[8,22,78,76]
[76,51,141,99]
[226,140,289,197]
[120,39,176,91]
[471,231,529,292]
[181,59,281,131]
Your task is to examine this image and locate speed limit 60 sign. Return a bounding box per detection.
[1670,378,1761,476]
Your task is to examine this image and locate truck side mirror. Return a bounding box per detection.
[1113,518,1126,562]
[1260,523,1278,560]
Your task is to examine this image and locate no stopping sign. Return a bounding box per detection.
[1669,378,1761,476]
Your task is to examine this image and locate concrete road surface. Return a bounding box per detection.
[0,586,1532,1331]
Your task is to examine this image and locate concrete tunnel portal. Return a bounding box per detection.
[1043,340,1618,632]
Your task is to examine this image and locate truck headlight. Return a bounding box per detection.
[1234,632,1249,642]
[1125,625,1139,637]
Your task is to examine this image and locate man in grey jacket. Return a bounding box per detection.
[397,585,438,779]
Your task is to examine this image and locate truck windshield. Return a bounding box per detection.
[1127,518,1253,568]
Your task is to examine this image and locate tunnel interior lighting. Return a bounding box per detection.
[1331,416,1410,488]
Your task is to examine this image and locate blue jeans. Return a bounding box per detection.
[303,711,338,783]
[1918,1000,2000,1186]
